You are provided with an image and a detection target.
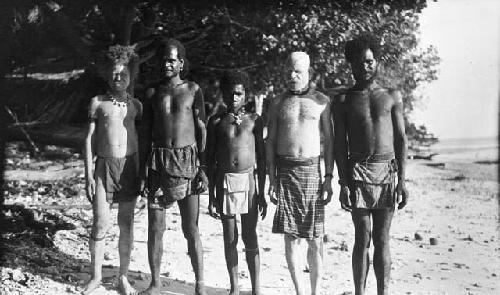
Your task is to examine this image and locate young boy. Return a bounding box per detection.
[206,71,267,295]
[83,45,142,295]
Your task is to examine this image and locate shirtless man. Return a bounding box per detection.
[139,39,207,295]
[83,45,142,295]
[333,35,408,295]
[206,71,267,295]
[266,52,334,295]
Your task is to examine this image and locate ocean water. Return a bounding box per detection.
[428,137,498,161]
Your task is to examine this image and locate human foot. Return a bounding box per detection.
[138,284,161,295]
[195,280,207,295]
[118,275,137,295]
[81,277,102,294]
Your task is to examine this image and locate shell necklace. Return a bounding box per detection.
[227,108,245,125]
[108,92,131,107]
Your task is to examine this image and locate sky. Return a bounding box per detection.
[414,0,500,139]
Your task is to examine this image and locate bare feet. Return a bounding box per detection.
[196,281,207,295]
[138,284,161,295]
[118,275,137,295]
[81,277,102,295]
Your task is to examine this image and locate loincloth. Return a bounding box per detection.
[147,143,198,208]
[272,156,324,239]
[348,153,397,210]
[215,168,256,217]
[95,153,140,203]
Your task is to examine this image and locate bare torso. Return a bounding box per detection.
[212,113,258,173]
[93,95,141,158]
[150,81,199,148]
[344,84,397,155]
[275,90,330,158]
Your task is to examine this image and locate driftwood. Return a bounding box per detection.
[4,106,40,154]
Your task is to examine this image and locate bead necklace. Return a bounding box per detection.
[108,92,131,107]
[227,108,245,125]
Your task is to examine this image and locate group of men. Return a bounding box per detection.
[83,34,408,295]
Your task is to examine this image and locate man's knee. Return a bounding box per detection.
[355,228,372,249]
[306,238,322,253]
[372,233,390,250]
[148,208,166,233]
[241,229,257,249]
[92,220,110,240]
[182,221,199,241]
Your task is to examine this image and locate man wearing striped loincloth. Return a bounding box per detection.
[266,51,335,295]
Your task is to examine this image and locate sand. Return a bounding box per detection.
[1,146,498,295]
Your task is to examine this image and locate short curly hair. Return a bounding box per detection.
[97,44,138,79]
[220,70,250,92]
[157,38,189,77]
[344,34,381,64]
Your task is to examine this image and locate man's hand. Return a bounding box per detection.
[321,177,333,205]
[85,177,96,203]
[193,168,209,194]
[208,195,220,219]
[267,182,278,205]
[257,193,268,219]
[395,181,409,209]
[339,185,351,212]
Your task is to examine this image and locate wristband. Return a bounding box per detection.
[338,179,348,186]
[324,173,333,179]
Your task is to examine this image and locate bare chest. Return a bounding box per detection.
[155,88,194,114]
[279,97,323,123]
[98,102,137,121]
[346,90,393,121]
[218,116,255,141]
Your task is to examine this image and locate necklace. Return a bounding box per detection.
[227,108,245,125]
[108,92,131,107]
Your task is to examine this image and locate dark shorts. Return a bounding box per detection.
[215,168,256,218]
[348,153,397,210]
[272,156,324,239]
[147,143,198,208]
[95,153,140,203]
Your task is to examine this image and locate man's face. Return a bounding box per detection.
[284,60,310,92]
[222,84,246,112]
[107,64,130,92]
[162,46,184,79]
[351,48,378,83]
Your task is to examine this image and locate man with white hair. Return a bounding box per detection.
[266,51,334,295]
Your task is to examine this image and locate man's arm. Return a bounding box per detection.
[320,98,334,204]
[193,85,207,164]
[138,89,154,183]
[254,116,267,196]
[84,97,98,203]
[206,116,218,217]
[333,94,351,211]
[391,90,408,209]
[265,97,279,203]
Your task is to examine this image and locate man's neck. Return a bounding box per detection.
[108,89,128,101]
[227,106,245,115]
[353,79,378,91]
[288,86,310,96]
[163,76,184,87]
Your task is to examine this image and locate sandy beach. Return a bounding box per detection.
[1,141,498,295]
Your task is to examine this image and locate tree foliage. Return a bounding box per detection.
[7,0,440,142]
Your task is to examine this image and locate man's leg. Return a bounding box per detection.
[241,206,260,295]
[306,237,323,295]
[178,194,206,295]
[351,209,372,295]
[372,209,394,295]
[140,205,166,295]
[117,199,137,295]
[83,179,111,294]
[284,234,304,295]
[222,216,239,295]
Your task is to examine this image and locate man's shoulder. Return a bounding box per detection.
[186,80,201,92]
[310,89,330,105]
[90,94,108,105]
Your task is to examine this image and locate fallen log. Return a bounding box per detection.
[7,123,86,150]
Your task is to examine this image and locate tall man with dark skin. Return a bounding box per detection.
[139,39,207,295]
[333,35,409,295]
[206,71,267,295]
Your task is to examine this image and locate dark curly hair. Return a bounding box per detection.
[97,44,138,79]
[344,34,381,64]
[157,38,189,77]
[220,70,250,92]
